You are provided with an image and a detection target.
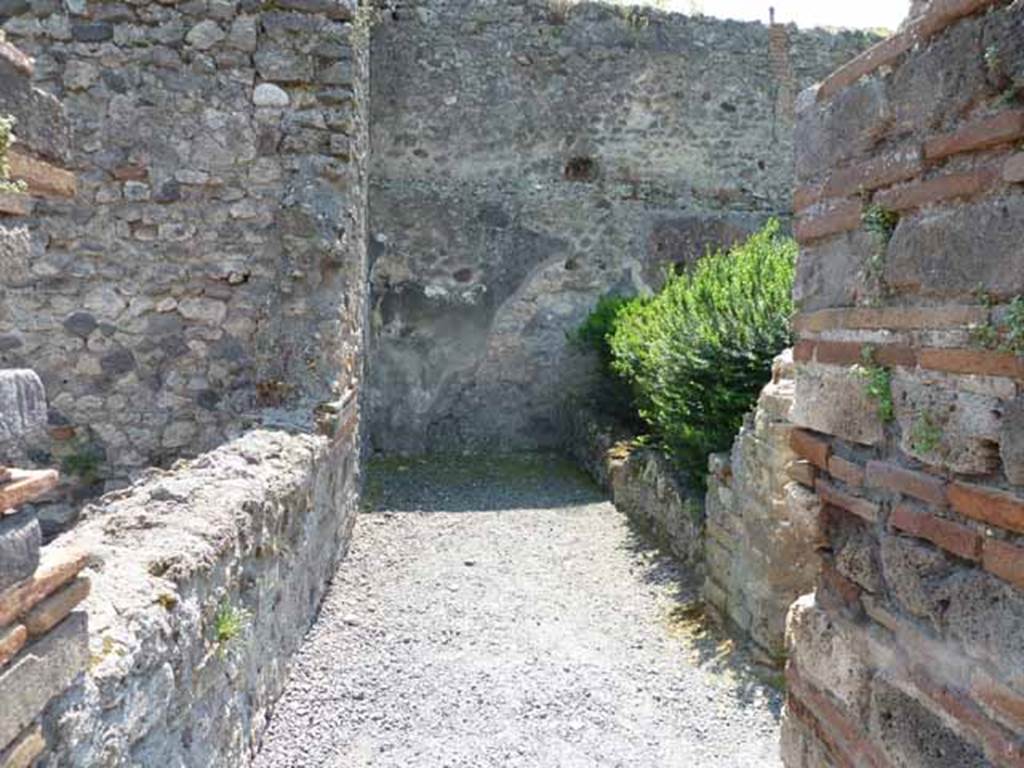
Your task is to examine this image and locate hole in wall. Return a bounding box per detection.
[564,155,597,182]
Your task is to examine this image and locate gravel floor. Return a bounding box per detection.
[253,454,783,768]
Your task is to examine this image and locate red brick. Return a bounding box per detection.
[794,199,863,243]
[918,347,1024,379]
[972,670,1024,732]
[924,111,1024,162]
[816,478,881,523]
[793,183,823,213]
[0,40,33,76]
[791,429,831,470]
[865,461,947,505]
[784,688,859,768]
[910,0,1005,41]
[873,167,998,212]
[824,149,923,201]
[1004,152,1024,184]
[793,339,815,362]
[949,482,1024,535]
[982,537,1024,590]
[112,164,148,181]
[818,31,914,102]
[828,455,865,488]
[22,576,89,636]
[889,503,983,561]
[0,548,88,627]
[811,340,864,366]
[0,623,26,668]
[787,459,817,488]
[8,150,76,198]
[0,469,59,514]
[793,305,989,333]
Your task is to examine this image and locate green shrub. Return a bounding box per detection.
[571,293,647,423]
[609,220,796,481]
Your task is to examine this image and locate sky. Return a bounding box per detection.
[639,0,911,30]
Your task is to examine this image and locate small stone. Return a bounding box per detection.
[253,83,289,108]
[63,311,97,339]
[185,20,225,50]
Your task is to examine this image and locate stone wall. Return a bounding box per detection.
[563,405,703,567]
[367,0,878,454]
[783,1,1024,764]
[33,423,360,767]
[0,0,370,508]
[0,40,90,768]
[703,352,821,661]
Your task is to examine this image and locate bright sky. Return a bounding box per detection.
[642,0,911,30]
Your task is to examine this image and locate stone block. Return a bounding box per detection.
[786,594,872,713]
[999,395,1024,485]
[0,612,88,750]
[0,513,40,594]
[869,677,989,768]
[0,370,47,459]
[892,372,1001,475]
[792,364,885,446]
[793,230,876,311]
[886,197,1024,300]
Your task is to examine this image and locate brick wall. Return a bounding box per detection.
[783,1,1024,765]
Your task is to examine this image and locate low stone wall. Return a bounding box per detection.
[784,1,1024,763]
[562,406,703,568]
[33,423,360,766]
[703,352,821,661]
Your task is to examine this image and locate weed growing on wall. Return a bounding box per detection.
[601,220,796,483]
[910,411,943,455]
[214,601,251,649]
[856,347,894,424]
[970,291,1024,355]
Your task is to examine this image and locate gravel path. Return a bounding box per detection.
[254,454,782,767]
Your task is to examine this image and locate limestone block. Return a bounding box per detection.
[887,197,1024,300]
[0,513,40,594]
[0,612,88,749]
[999,395,1024,486]
[0,370,47,459]
[792,363,884,446]
[786,593,872,714]
[869,677,988,767]
[891,371,1001,475]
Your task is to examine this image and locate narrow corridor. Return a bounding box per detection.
[255,455,782,767]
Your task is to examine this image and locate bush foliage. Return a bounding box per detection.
[578,220,796,481]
